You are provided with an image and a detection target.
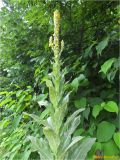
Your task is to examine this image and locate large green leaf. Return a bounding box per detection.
[99,58,116,74]
[60,109,84,158]
[97,121,115,142]
[104,101,118,114]
[102,140,119,156]
[113,132,120,149]
[61,115,81,152]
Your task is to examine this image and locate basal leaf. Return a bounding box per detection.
[28,136,53,160]
[68,137,96,160]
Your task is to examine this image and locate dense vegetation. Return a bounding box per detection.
[0,0,119,160]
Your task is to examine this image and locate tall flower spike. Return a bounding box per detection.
[53,10,60,59]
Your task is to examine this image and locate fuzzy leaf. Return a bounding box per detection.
[63,108,85,134]
[68,137,96,160]
[43,127,60,155]
[46,79,57,108]
[65,136,83,152]
[53,106,67,134]
[68,116,81,135]
[28,136,53,160]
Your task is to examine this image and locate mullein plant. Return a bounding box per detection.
[29,10,95,160]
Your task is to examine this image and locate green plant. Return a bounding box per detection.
[0,1,119,159]
[0,87,42,160]
[29,10,95,160]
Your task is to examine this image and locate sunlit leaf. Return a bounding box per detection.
[96,37,109,55]
[100,58,116,74]
[92,104,103,118]
[104,101,118,114]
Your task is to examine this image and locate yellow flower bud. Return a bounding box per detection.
[54,10,60,26]
[61,40,64,52]
[49,36,53,47]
